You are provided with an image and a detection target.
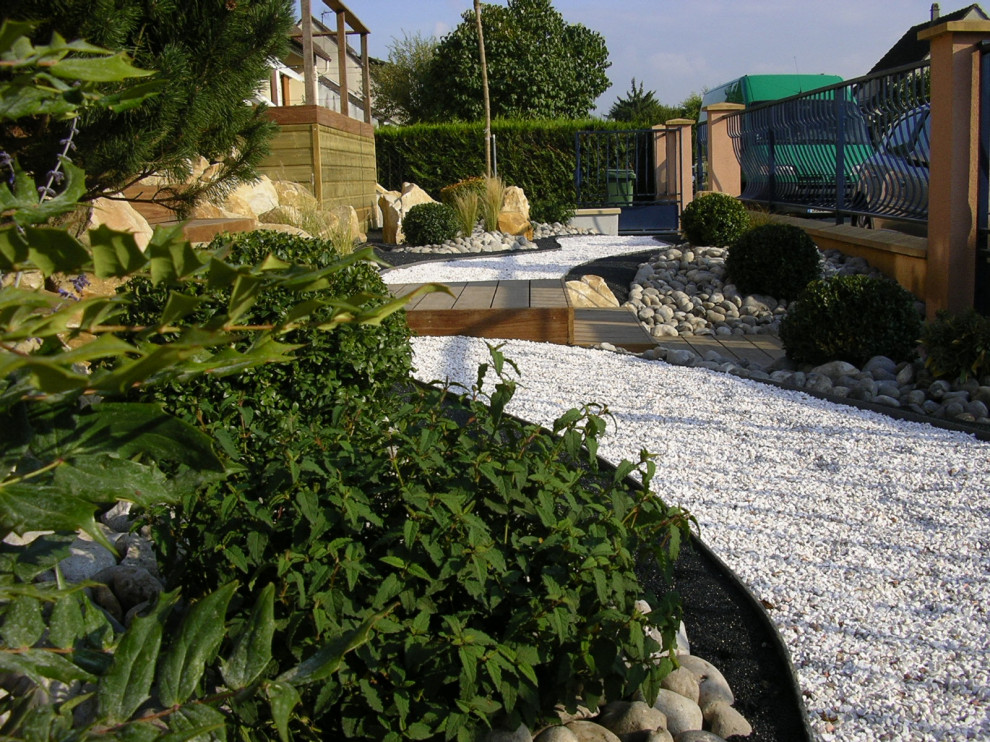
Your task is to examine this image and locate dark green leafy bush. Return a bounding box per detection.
[163,347,692,740]
[780,274,922,366]
[726,223,823,300]
[403,201,460,245]
[921,309,990,381]
[679,193,750,246]
[119,229,412,463]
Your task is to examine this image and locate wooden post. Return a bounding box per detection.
[361,32,372,124]
[310,123,323,204]
[704,103,744,197]
[475,0,492,178]
[666,118,696,211]
[336,9,348,116]
[652,124,668,198]
[919,20,990,317]
[301,0,317,105]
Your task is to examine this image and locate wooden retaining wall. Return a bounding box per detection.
[260,106,377,227]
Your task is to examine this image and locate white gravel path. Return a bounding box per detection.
[388,237,990,742]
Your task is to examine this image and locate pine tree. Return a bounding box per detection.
[2,0,295,211]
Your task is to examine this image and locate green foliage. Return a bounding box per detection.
[608,79,672,126]
[371,31,439,124]
[164,344,692,739]
[402,202,461,246]
[679,193,750,247]
[921,309,990,382]
[726,223,823,300]
[377,119,634,223]
[482,176,507,233]
[3,0,295,207]
[451,189,481,236]
[416,0,611,122]
[0,26,433,740]
[780,275,923,366]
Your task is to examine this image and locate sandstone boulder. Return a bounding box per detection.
[380,183,436,244]
[221,175,280,218]
[501,185,531,221]
[87,198,154,251]
[566,275,620,308]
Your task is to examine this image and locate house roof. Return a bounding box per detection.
[869,3,989,72]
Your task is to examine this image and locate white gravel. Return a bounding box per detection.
[388,237,990,742]
[381,234,661,284]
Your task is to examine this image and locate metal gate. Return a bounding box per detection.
[574,128,680,233]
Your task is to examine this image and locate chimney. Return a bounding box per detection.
[931,3,941,21]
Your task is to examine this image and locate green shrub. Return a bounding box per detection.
[403,201,460,245]
[726,223,822,300]
[679,193,750,246]
[780,274,922,366]
[921,309,990,381]
[163,347,692,739]
[120,229,412,439]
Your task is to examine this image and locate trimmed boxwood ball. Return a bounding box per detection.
[726,223,823,300]
[780,274,922,367]
[402,201,460,246]
[680,192,749,246]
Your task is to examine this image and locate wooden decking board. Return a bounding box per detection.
[492,281,531,308]
[573,308,655,351]
[409,282,466,310]
[529,279,569,308]
[455,281,500,310]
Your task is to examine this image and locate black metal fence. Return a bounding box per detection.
[722,61,931,226]
[574,129,667,208]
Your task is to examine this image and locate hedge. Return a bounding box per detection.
[376,119,635,224]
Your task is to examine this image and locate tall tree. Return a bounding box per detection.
[418,0,611,122]
[1,0,295,210]
[608,79,669,125]
[370,32,438,124]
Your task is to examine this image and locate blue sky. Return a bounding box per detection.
[322,0,957,115]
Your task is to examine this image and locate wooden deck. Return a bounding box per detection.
[390,278,785,363]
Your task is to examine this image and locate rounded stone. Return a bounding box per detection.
[702,701,753,740]
[594,701,666,736]
[651,689,703,736]
[661,667,700,704]
[562,721,621,742]
[534,727,579,742]
[677,655,734,707]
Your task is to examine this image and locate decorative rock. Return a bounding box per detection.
[567,275,620,308]
[660,667,700,705]
[498,210,534,240]
[701,701,752,739]
[58,534,118,583]
[222,174,280,218]
[502,185,531,221]
[482,723,533,742]
[651,690,703,736]
[595,702,666,736]
[666,349,696,367]
[563,721,621,742]
[94,564,163,612]
[380,183,436,244]
[87,198,154,251]
[100,501,133,533]
[535,727,580,742]
[677,656,733,708]
[929,380,953,400]
[672,732,730,742]
[811,360,860,380]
